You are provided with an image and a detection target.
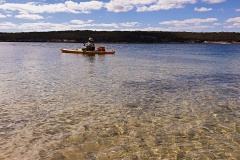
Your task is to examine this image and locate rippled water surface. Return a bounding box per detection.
[0,42,239,160]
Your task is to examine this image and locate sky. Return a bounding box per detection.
[0,0,240,32]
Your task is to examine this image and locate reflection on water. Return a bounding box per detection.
[0,42,239,160]
[83,54,97,63]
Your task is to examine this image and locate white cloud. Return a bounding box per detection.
[0,2,66,13]
[236,8,240,12]
[69,19,119,28]
[18,22,70,31]
[0,22,16,30]
[0,2,72,14]
[0,20,143,32]
[202,0,225,4]
[194,7,212,12]
[141,27,169,31]
[70,19,94,25]
[78,22,120,28]
[160,18,218,25]
[0,0,5,4]
[0,1,104,14]
[104,0,157,12]
[0,13,6,18]
[105,1,134,12]
[213,23,221,26]
[224,23,240,29]
[225,17,240,29]
[226,17,240,23]
[120,22,141,27]
[15,12,44,20]
[94,23,119,28]
[159,18,218,31]
[65,0,104,14]
[105,0,197,12]
[0,0,222,15]
[137,0,197,12]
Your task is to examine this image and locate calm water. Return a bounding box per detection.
[0,42,239,160]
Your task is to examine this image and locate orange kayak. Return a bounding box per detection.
[60,48,115,55]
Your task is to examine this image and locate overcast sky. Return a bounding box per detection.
[0,0,239,32]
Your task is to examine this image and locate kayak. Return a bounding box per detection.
[60,48,115,55]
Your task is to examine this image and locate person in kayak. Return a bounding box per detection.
[83,37,95,51]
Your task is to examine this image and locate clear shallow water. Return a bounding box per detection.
[0,42,239,160]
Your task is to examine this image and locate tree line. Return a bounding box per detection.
[0,30,240,43]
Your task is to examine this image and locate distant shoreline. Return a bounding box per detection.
[0,30,240,44]
[203,41,240,44]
